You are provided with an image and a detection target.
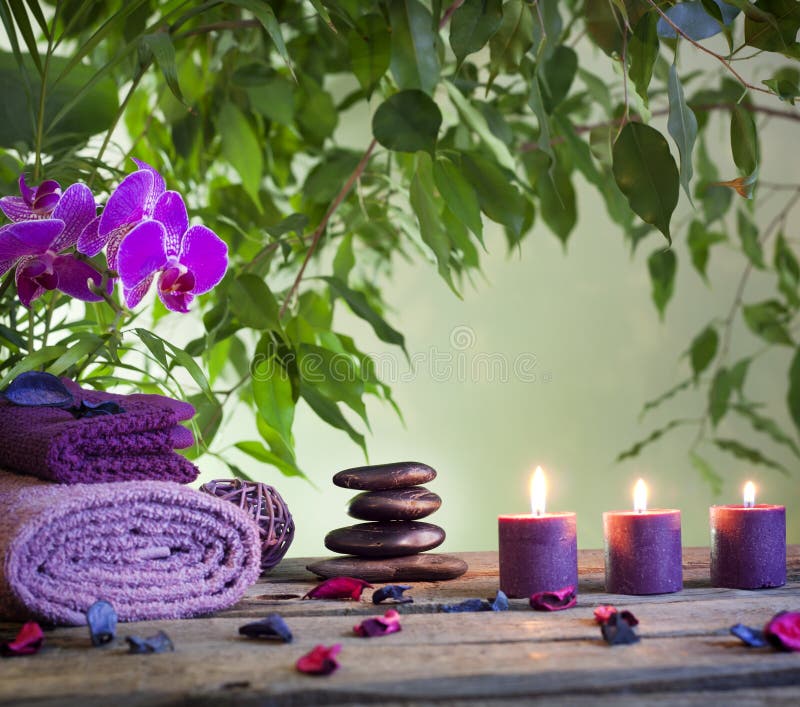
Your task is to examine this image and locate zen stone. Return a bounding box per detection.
[348,487,442,521]
[333,462,436,491]
[325,521,445,557]
[307,553,468,583]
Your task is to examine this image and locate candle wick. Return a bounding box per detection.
[744,501,754,509]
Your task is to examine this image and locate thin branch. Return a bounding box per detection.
[644,0,772,96]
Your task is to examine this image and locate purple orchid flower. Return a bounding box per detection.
[0,183,109,307]
[117,189,227,312]
[77,158,165,271]
[0,175,62,221]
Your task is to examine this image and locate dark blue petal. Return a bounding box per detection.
[238,614,293,643]
[70,400,126,419]
[490,590,509,612]
[442,598,490,613]
[601,613,641,645]
[730,623,768,648]
[3,371,73,407]
[87,600,117,647]
[372,585,414,604]
[657,1,741,40]
[125,631,174,654]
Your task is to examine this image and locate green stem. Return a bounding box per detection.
[33,2,60,180]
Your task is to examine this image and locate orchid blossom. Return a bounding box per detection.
[0,175,62,221]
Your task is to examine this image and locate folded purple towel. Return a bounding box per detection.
[0,379,199,483]
[0,471,261,624]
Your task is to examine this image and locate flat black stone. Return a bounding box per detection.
[324,521,445,558]
[348,487,442,521]
[332,461,436,491]
[307,553,468,582]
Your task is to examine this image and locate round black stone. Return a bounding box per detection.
[324,521,445,558]
[347,487,442,521]
[332,461,436,491]
[307,553,468,582]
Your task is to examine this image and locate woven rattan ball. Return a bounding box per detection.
[200,479,294,572]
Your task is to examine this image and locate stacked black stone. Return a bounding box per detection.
[307,462,468,582]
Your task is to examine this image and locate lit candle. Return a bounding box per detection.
[603,479,682,595]
[498,466,578,598]
[710,481,786,589]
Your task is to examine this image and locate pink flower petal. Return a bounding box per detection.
[303,577,373,601]
[157,284,193,313]
[354,609,402,638]
[178,224,228,294]
[51,183,96,251]
[530,585,577,612]
[153,190,188,257]
[1,621,44,656]
[0,220,63,263]
[0,196,36,222]
[765,611,800,652]
[124,274,155,309]
[594,605,617,624]
[77,216,103,256]
[98,169,154,240]
[52,255,108,302]
[117,220,168,289]
[296,644,341,675]
[131,158,166,199]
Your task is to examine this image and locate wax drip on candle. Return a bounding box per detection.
[633,479,647,514]
[743,481,756,509]
[531,466,546,517]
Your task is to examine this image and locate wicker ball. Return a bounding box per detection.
[200,479,294,572]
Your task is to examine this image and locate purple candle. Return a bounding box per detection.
[498,467,578,598]
[710,481,786,589]
[603,479,682,595]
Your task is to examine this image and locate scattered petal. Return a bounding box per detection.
[125,631,174,654]
[303,577,373,601]
[601,613,641,646]
[3,371,73,407]
[530,586,577,612]
[87,600,117,646]
[764,611,800,652]
[489,590,509,612]
[372,585,413,604]
[594,605,618,624]
[1,622,44,657]
[296,644,341,675]
[731,623,768,648]
[71,400,126,419]
[239,614,293,643]
[354,609,402,638]
[442,598,490,613]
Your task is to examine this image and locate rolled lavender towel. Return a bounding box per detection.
[0,470,261,625]
[0,378,198,483]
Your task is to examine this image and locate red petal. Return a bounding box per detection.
[303,577,373,601]
[765,611,800,652]
[296,644,342,675]
[594,605,617,624]
[353,609,403,638]
[1,622,44,656]
[530,585,577,612]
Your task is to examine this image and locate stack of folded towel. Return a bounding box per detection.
[0,376,261,625]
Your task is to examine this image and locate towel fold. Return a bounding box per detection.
[0,379,198,483]
[0,470,261,624]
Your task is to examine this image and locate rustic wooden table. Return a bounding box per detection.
[1,547,799,706]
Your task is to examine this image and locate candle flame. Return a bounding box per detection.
[633,478,647,513]
[530,466,546,517]
[744,481,756,508]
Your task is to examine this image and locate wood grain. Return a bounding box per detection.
[1,548,799,706]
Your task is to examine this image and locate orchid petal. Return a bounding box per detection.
[123,274,155,309]
[131,158,166,198]
[296,644,341,675]
[33,191,60,214]
[18,174,35,204]
[0,196,36,222]
[52,254,108,302]
[105,229,128,272]
[98,169,154,238]
[15,256,49,308]
[0,220,63,262]
[117,220,168,289]
[0,621,44,656]
[303,577,373,601]
[51,183,96,251]
[153,190,188,257]
[178,225,228,294]
[157,286,193,313]
[76,216,102,256]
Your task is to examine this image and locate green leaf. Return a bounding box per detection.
[647,248,677,319]
[300,380,366,454]
[709,367,732,426]
[744,0,800,57]
[461,152,527,238]
[140,33,186,106]
[348,13,390,96]
[219,102,263,210]
[309,0,336,33]
[628,12,659,107]
[787,345,800,438]
[689,451,723,495]
[183,393,222,460]
[0,344,68,388]
[7,0,41,73]
[667,64,698,204]
[47,335,104,376]
[730,105,759,176]
[616,419,689,461]
[687,220,726,281]
[585,0,645,56]
[763,66,800,103]
[229,274,281,331]
[227,0,295,79]
[247,76,295,124]
[488,0,534,87]
[322,276,406,351]
[734,404,800,460]
[235,440,307,479]
[372,90,442,154]
[434,155,483,242]
[410,152,456,293]
[775,232,800,305]
[737,209,765,269]
[134,328,167,368]
[714,438,790,475]
[690,325,718,378]
[449,0,503,65]
[252,339,295,449]
[389,0,440,94]
[640,377,692,419]
[535,162,577,246]
[742,300,793,345]
[613,123,679,243]
[265,213,308,238]
[540,45,578,113]
[527,70,554,167]
[333,233,356,282]
[298,343,367,423]
[729,356,752,394]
